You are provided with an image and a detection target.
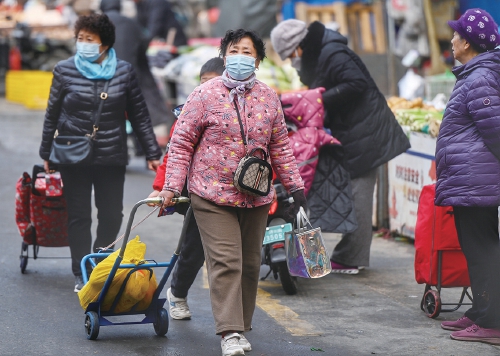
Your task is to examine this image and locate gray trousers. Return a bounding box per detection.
[330,168,377,267]
[190,194,270,334]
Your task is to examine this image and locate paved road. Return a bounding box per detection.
[1,99,499,355]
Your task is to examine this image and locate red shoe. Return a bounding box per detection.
[441,316,474,331]
[330,261,359,274]
[450,324,500,345]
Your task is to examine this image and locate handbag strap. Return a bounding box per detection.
[233,102,248,151]
[296,207,314,232]
[233,102,270,160]
[90,80,110,139]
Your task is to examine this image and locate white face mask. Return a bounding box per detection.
[291,49,301,70]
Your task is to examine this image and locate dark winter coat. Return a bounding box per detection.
[299,22,410,179]
[135,0,187,47]
[435,49,500,207]
[100,0,173,128]
[39,57,162,165]
[100,0,145,69]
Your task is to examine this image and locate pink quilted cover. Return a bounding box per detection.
[281,87,340,195]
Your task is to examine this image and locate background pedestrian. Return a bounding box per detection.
[270,19,410,274]
[39,13,162,292]
[148,57,225,320]
[436,8,500,345]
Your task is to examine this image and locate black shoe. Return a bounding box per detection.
[74,275,84,293]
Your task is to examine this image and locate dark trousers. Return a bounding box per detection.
[170,211,205,298]
[59,165,126,276]
[453,206,500,329]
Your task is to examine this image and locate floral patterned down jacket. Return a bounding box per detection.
[163,77,304,208]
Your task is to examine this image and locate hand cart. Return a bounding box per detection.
[80,196,191,340]
[15,164,69,273]
[414,184,472,319]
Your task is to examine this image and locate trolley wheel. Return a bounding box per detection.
[84,311,100,340]
[19,255,28,274]
[422,289,441,319]
[154,308,169,336]
[278,261,298,295]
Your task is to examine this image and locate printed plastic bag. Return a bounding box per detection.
[285,208,332,278]
[78,236,157,312]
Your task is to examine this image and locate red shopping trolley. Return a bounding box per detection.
[414,184,472,318]
[15,164,69,273]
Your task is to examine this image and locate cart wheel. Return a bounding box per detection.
[420,285,431,311]
[84,311,100,340]
[19,256,28,274]
[154,308,169,336]
[278,261,298,295]
[422,289,441,319]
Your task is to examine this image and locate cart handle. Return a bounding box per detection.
[145,196,191,206]
[118,196,190,258]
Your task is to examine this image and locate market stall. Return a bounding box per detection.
[385,89,451,239]
[1,1,74,102]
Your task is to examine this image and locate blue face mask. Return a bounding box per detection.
[76,41,103,62]
[225,54,256,80]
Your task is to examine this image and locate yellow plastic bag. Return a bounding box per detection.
[111,269,151,313]
[78,236,156,312]
[136,272,158,311]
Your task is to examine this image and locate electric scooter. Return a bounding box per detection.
[261,182,298,295]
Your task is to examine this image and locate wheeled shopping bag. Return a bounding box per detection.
[414,184,472,318]
[15,164,69,273]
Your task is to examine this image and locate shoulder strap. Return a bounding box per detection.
[91,81,110,139]
[233,101,247,147]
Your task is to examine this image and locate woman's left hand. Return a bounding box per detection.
[147,159,160,171]
[158,190,176,210]
[284,189,308,221]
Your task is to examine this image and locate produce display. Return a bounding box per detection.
[387,96,443,137]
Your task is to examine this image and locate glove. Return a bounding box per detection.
[284,189,307,221]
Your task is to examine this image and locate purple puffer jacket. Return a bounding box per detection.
[435,49,500,207]
[281,87,340,195]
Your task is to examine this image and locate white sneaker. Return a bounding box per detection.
[239,334,252,351]
[166,288,192,320]
[221,333,245,356]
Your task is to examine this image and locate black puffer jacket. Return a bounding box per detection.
[300,22,410,179]
[39,57,162,165]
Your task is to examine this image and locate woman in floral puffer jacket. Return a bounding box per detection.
[158,29,306,356]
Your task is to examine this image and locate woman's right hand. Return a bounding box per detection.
[43,160,52,173]
[158,190,176,210]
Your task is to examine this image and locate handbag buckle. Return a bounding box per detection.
[89,125,99,139]
[100,92,108,100]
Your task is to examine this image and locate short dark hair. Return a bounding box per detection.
[219,29,266,61]
[74,13,115,48]
[200,57,225,77]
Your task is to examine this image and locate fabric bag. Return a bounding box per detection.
[49,81,109,165]
[414,184,470,287]
[232,102,272,197]
[285,207,332,278]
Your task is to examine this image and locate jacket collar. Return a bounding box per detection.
[452,49,500,79]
